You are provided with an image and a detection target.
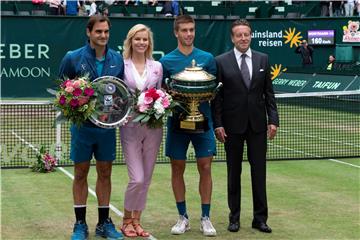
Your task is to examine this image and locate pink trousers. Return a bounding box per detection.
[120,124,163,211]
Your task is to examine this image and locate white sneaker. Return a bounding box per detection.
[200,217,217,236]
[171,215,190,235]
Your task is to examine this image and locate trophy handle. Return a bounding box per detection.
[165,78,171,86]
[211,82,224,100]
[213,82,223,94]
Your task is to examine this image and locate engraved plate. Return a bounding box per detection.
[89,76,133,128]
[180,121,196,130]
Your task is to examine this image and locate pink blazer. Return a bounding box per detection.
[123,58,163,94]
[122,58,163,127]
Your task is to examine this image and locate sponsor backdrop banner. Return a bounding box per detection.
[273,73,359,93]
[1,16,359,97]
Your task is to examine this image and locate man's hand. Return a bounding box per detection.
[215,127,227,143]
[267,124,277,140]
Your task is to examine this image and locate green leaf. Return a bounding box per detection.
[133,114,146,122]
[141,115,151,123]
[46,88,57,96]
[39,146,45,154]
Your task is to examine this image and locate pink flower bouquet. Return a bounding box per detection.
[30,146,57,173]
[132,88,178,128]
[49,76,97,126]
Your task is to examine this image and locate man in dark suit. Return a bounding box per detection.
[211,19,279,234]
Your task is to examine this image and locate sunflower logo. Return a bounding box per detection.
[271,64,287,80]
[283,27,303,48]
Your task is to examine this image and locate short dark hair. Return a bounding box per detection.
[173,15,195,32]
[231,19,252,36]
[87,15,111,32]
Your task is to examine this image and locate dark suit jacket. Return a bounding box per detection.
[212,50,279,134]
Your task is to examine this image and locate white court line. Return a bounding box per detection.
[279,129,360,148]
[57,167,124,217]
[11,130,40,154]
[10,130,158,240]
[58,168,157,240]
[11,130,123,216]
[269,142,360,168]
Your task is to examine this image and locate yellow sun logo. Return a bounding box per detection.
[283,27,303,48]
[271,64,287,80]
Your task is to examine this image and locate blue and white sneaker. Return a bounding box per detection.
[71,221,89,240]
[95,218,124,240]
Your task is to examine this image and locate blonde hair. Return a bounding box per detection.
[123,24,154,60]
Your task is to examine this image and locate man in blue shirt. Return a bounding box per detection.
[160,15,217,237]
[59,15,124,240]
[63,0,79,16]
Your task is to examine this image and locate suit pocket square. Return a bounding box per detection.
[259,69,264,72]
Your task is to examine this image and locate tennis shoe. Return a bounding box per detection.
[71,221,89,240]
[95,218,124,240]
[200,216,217,236]
[171,215,190,235]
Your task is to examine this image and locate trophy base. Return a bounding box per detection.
[174,116,209,133]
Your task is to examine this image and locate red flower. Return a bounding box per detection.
[99,114,108,122]
[72,88,82,96]
[59,95,66,105]
[78,96,89,106]
[145,88,160,101]
[84,87,94,96]
[70,98,79,108]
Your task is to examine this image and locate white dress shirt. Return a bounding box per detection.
[234,47,253,80]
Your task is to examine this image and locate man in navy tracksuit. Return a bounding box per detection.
[59,15,124,240]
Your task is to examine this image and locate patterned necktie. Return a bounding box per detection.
[241,54,251,89]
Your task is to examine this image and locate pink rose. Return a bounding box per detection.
[70,98,79,108]
[72,88,82,96]
[84,87,94,96]
[61,79,71,88]
[156,89,165,97]
[138,104,149,113]
[73,80,81,88]
[59,95,66,105]
[78,96,89,106]
[65,86,74,93]
[65,80,73,88]
[144,96,153,105]
[162,97,170,108]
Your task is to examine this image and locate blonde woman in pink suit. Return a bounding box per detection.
[120,24,163,238]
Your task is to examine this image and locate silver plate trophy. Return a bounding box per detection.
[89,76,133,128]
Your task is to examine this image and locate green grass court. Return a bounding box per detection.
[2,158,359,240]
[1,94,359,239]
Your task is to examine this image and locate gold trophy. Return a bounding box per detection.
[167,60,222,133]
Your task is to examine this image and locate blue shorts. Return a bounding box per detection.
[165,118,216,160]
[70,123,116,163]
